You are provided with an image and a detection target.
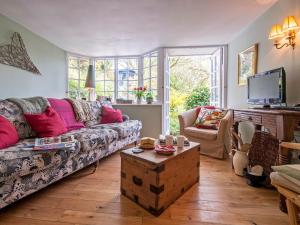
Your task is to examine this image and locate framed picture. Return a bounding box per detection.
[238,44,258,86]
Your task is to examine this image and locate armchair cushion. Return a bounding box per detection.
[195,108,227,130]
[184,126,217,141]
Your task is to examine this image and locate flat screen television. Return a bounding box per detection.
[247,67,286,107]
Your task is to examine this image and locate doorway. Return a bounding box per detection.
[163,47,226,135]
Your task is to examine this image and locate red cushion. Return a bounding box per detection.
[195,105,216,115]
[100,106,123,124]
[48,98,85,131]
[24,106,67,138]
[0,116,19,149]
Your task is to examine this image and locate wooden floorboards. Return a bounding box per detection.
[0,152,289,225]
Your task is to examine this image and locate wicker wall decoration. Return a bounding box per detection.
[0,32,41,75]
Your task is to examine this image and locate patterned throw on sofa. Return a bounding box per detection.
[0,98,142,209]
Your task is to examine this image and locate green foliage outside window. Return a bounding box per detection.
[185,86,210,110]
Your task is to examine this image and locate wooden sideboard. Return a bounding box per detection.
[232,108,300,164]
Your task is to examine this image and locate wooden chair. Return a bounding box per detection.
[272,142,300,225]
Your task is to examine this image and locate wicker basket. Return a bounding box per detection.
[248,131,279,186]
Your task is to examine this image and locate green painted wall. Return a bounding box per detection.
[228,0,300,108]
[0,13,67,99]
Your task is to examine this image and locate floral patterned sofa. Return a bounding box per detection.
[0,99,142,209]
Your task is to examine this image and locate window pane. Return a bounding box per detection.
[106,70,115,80]
[151,65,157,77]
[80,70,88,81]
[144,79,150,89]
[118,80,128,91]
[105,59,114,71]
[143,56,150,68]
[69,57,78,68]
[118,59,128,70]
[151,56,157,66]
[128,58,138,70]
[152,90,158,100]
[128,92,135,100]
[96,71,105,80]
[69,68,79,79]
[95,60,105,72]
[144,68,150,79]
[105,91,114,99]
[151,77,158,90]
[68,79,79,98]
[118,92,128,99]
[79,81,89,99]
[118,69,128,81]
[128,80,138,91]
[95,81,104,94]
[105,81,114,92]
[128,70,138,80]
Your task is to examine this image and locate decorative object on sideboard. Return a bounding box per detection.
[0,32,41,75]
[269,16,300,50]
[238,44,258,86]
[85,64,96,101]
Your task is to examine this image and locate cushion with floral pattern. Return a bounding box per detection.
[195,108,227,130]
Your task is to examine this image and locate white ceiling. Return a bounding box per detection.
[0,0,277,57]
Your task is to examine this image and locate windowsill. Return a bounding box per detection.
[113,102,162,106]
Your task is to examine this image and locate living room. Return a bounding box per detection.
[0,0,300,224]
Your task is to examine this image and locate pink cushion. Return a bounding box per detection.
[24,106,67,138]
[100,106,123,124]
[48,98,85,131]
[0,115,19,149]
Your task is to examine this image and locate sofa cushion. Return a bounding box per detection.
[85,100,114,127]
[100,106,123,124]
[91,120,142,139]
[48,98,85,131]
[0,116,19,150]
[67,127,118,152]
[24,106,68,138]
[0,100,33,139]
[184,126,217,140]
[0,140,80,182]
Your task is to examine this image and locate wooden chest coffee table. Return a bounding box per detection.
[120,141,200,216]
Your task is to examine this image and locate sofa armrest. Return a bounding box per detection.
[122,114,130,121]
[178,108,198,134]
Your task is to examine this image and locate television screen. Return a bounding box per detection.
[247,67,286,105]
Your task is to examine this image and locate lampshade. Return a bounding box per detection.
[85,65,95,89]
[268,24,284,39]
[282,16,300,33]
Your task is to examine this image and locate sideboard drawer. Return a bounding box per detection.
[234,112,262,124]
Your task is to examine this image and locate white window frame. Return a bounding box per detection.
[116,56,139,100]
[67,50,164,103]
[67,54,90,99]
[142,51,159,102]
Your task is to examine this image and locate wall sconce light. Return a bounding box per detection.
[269,16,300,50]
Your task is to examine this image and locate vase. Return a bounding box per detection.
[232,150,249,176]
[136,97,142,104]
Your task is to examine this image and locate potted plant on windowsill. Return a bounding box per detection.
[133,86,147,104]
[145,91,154,104]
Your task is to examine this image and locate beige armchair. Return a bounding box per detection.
[178,108,233,159]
